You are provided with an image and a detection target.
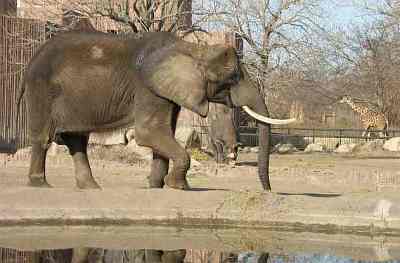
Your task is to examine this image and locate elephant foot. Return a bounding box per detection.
[148,176,165,188]
[28,175,52,188]
[164,174,190,190]
[162,250,187,262]
[76,177,101,189]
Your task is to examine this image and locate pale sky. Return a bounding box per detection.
[322,0,387,30]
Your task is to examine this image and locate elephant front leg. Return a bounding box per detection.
[148,106,179,188]
[149,153,169,188]
[135,87,189,189]
[136,128,190,190]
[61,133,100,189]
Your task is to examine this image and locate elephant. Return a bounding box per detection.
[17,30,295,191]
[207,103,240,164]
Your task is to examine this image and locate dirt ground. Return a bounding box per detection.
[1,146,400,195]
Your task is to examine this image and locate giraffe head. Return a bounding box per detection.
[339,95,352,104]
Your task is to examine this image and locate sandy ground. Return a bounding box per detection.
[1,148,400,194]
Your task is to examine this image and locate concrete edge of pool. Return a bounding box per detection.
[0,187,399,235]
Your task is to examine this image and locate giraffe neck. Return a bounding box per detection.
[346,100,367,114]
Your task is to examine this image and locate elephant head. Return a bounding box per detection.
[207,103,240,165]
[140,36,295,190]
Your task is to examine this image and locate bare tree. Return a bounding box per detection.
[355,0,400,23]
[195,0,322,123]
[20,0,194,33]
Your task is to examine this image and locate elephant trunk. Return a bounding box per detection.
[258,122,271,191]
[229,64,295,191]
[253,98,271,191]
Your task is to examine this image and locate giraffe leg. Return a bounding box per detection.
[362,129,367,138]
[365,126,372,138]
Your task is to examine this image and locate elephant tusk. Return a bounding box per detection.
[242,106,296,125]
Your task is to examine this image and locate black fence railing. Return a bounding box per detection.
[195,125,400,151]
[241,127,400,150]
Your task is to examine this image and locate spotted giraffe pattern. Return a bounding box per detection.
[339,95,388,137]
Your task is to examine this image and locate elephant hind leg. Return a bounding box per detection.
[61,133,100,189]
[27,108,54,187]
[28,140,51,187]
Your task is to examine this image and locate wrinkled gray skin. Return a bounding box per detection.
[19,31,272,190]
[207,103,239,164]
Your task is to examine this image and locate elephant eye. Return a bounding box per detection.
[222,72,240,86]
[234,72,241,82]
[229,72,241,85]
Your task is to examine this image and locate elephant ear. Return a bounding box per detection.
[203,45,238,83]
[141,52,209,117]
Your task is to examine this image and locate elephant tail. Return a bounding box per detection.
[16,76,26,123]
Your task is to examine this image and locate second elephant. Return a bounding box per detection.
[207,103,240,164]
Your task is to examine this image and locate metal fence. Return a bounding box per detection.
[240,127,400,150]
[0,15,46,153]
[194,125,400,151]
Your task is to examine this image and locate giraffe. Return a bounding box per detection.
[339,95,388,138]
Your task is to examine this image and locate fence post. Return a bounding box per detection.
[312,129,315,144]
[339,129,342,145]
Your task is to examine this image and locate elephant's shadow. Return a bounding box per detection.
[235,162,342,197]
[277,192,342,198]
[140,186,229,192]
[236,161,258,167]
[187,187,229,192]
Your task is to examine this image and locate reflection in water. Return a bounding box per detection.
[0,248,399,263]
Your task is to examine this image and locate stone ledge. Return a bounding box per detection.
[0,188,399,236]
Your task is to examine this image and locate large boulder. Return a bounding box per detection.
[125,140,202,165]
[175,108,203,149]
[126,140,152,160]
[353,139,384,153]
[47,142,69,156]
[190,158,201,167]
[89,129,127,145]
[11,146,32,161]
[272,134,307,151]
[175,127,201,149]
[304,143,326,153]
[125,128,136,142]
[250,146,259,153]
[240,147,251,153]
[383,137,400,152]
[273,143,298,154]
[15,146,32,156]
[334,143,357,153]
